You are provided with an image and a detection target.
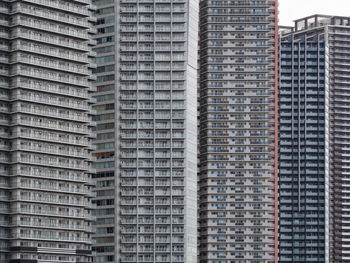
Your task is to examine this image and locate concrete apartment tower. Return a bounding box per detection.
[92,0,198,262]
[279,15,350,263]
[0,0,95,262]
[198,0,279,262]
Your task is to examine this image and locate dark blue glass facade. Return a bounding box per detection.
[279,34,327,262]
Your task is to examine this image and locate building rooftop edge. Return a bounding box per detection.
[279,14,350,35]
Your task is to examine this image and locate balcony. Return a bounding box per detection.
[12,168,91,184]
[11,6,90,28]
[12,79,89,99]
[12,144,89,159]
[11,55,89,75]
[12,207,92,220]
[12,157,89,171]
[14,233,91,243]
[10,68,88,87]
[12,194,90,206]
[22,0,90,16]
[12,106,89,123]
[11,94,89,111]
[10,31,89,52]
[12,44,89,63]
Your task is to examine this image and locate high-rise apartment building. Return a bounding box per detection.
[279,15,350,263]
[0,0,95,262]
[92,0,199,262]
[198,0,279,262]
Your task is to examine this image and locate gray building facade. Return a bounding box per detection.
[0,0,95,262]
[92,0,199,262]
[198,0,279,262]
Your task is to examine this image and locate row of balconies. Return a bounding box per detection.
[121,225,183,234]
[120,170,184,178]
[12,207,93,220]
[120,248,184,254]
[12,144,89,159]
[12,4,90,28]
[121,236,184,244]
[203,24,270,32]
[120,96,185,102]
[120,43,184,52]
[120,15,185,24]
[120,121,184,129]
[12,219,91,231]
[202,228,272,236]
[12,78,90,99]
[13,105,89,122]
[121,189,184,196]
[205,107,269,114]
[206,114,271,122]
[11,17,88,40]
[120,177,183,184]
[120,216,184,225]
[120,34,185,42]
[200,193,271,203]
[121,111,185,119]
[14,132,89,148]
[120,141,184,148]
[120,153,184,159]
[120,64,185,72]
[12,195,91,206]
[120,54,185,62]
[202,88,270,96]
[120,25,185,33]
[120,255,184,263]
[12,156,89,171]
[200,1,271,7]
[10,29,89,52]
[12,166,91,183]
[120,102,184,110]
[205,74,269,81]
[120,160,184,168]
[207,66,268,74]
[12,92,89,111]
[10,67,89,87]
[120,115,184,120]
[206,161,273,169]
[120,209,184,217]
[202,34,269,42]
[24,0,91,16]
[120,131,184,138]
[12,117,90,134]
[203,41,271,49]
[13,233,91,243]
[11,54,90,75]
[121,200,184,206]
[12,182,90,195]
[120,6,185,13]
[120,82,184,91]
[201,212,274,220]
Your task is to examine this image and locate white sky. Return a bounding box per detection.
[279,0,350,26]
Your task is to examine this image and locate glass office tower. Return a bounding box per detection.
[92,0,198,262]
[198,0,279,262]
[0,0,95,262]
[279,15,350,263]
